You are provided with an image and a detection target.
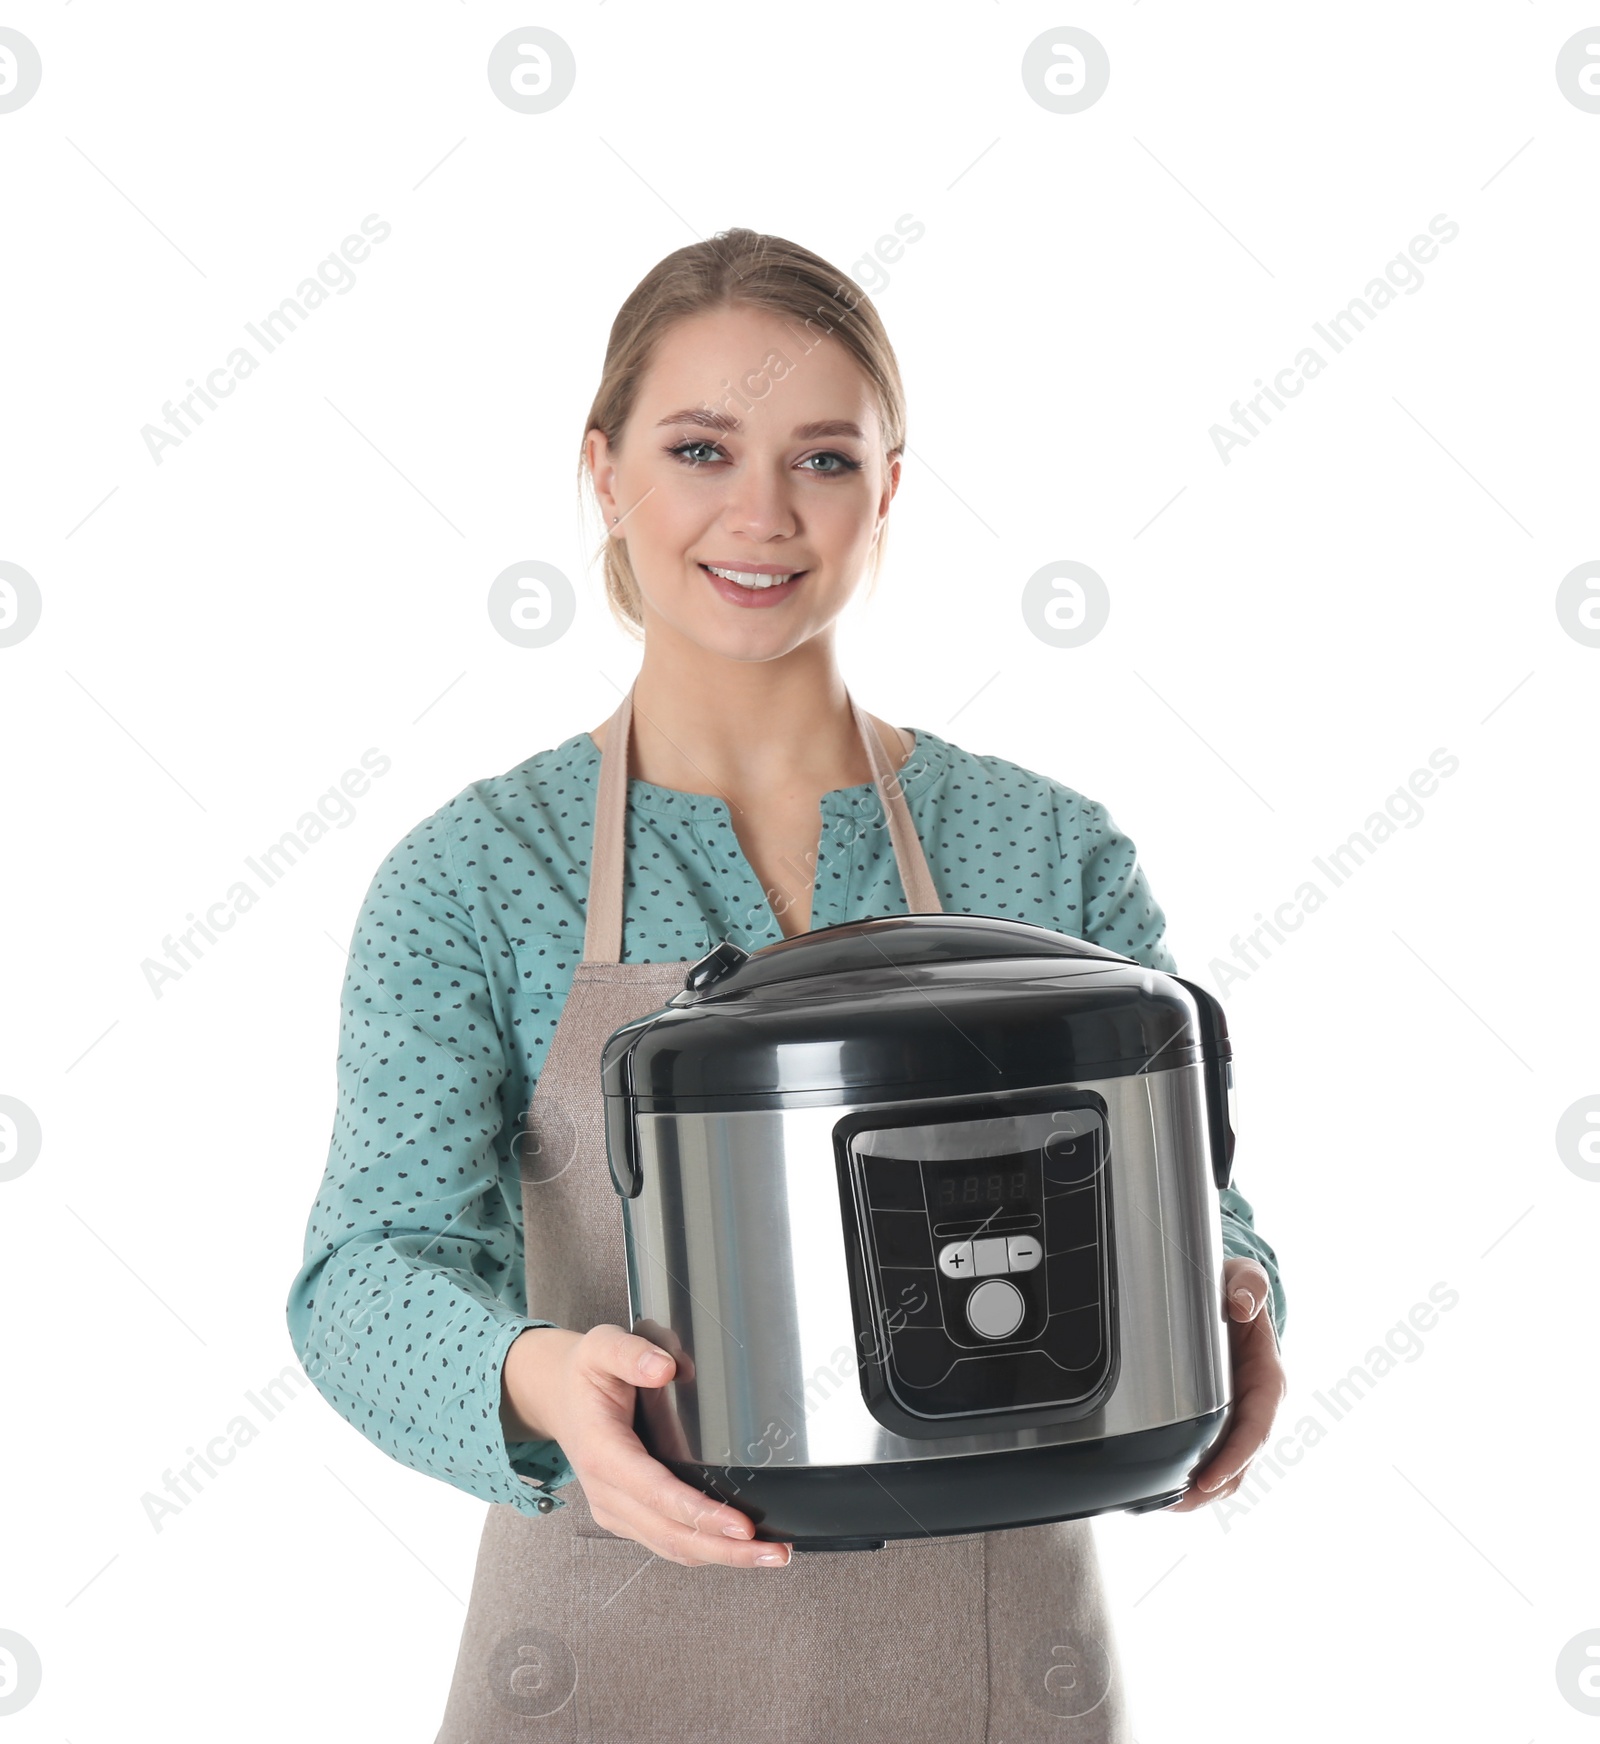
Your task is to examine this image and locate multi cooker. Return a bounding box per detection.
[600,913,1237,1550]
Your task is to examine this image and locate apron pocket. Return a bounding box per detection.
[569,1533,988,1743]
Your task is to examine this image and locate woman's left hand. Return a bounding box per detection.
[1162,1256,1286,1512]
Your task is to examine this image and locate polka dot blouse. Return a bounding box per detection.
[284,725,1286,1518]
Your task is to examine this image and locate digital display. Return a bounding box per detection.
[934,1168,1028,1210]
[924,1149,1041,1227]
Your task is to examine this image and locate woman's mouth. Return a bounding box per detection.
[699,562,806,607]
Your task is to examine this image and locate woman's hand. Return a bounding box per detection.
[501,1323,793,1568]
[1162,1257,1286,1512]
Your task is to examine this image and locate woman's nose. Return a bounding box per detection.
[718,464,798,541]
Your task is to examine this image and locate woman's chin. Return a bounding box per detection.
[640,594,837,658]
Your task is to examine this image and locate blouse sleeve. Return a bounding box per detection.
[284,800,577,1518]
[1072,792,1287,1342]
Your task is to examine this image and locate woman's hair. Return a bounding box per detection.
[578,227,907,642]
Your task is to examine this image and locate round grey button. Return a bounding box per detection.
[966,1278,1025,1340]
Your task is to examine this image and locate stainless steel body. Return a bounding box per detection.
[622,1066,1230,1469]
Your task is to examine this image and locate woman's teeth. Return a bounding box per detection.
[703,564,799,590]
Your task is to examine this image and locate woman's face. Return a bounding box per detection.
[587,303,899,661]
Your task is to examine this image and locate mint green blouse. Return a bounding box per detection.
[285,725,1286,1519]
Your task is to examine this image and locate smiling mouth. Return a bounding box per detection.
[699,562,806,591]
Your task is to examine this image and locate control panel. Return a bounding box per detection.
[843,1103,1115,1422]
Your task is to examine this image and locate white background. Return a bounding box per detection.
[1,4,1595,1739]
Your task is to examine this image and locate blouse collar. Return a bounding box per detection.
[569,727,948,821]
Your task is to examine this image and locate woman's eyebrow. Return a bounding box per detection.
[653,408,866,441]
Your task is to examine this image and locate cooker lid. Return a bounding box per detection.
[601,914,1230,1102]
[670,913,1131,1004]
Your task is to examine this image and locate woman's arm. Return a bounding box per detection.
[283,801,572,1516]
[500,1327,574,1442]
[1072,789,1288,1343]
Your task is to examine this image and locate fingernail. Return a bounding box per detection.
[1231,1289,1256,1315]
[640,1351,672,1379]
[1201,1472,1231,1491]
[721,1523,750,1539]
[756,1549,789,1566]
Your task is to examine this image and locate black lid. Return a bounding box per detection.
[600,914,1229,1104]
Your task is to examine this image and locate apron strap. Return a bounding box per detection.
[583,679,942,964]
[582,683,637,968]
[844,687,943,917]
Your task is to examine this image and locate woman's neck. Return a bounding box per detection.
[589,654,910,802]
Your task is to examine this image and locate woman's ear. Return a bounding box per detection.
[878,449,902,521]
[586,428,621,530]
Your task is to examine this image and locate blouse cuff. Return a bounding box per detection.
[488,1317,578,1516]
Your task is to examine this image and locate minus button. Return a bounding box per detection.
[1006,1235,1042,1272]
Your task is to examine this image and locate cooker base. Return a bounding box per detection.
[793,1537,892,1553]
[668,1410,1228,1549]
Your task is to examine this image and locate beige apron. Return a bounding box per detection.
[432,682,1133,1743]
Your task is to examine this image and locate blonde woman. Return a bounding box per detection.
[287,227,1287,1742]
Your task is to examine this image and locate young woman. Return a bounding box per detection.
[287,228,1287,1742]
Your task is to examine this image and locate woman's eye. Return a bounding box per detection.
[668,440,723,467]
[802,451,864,475]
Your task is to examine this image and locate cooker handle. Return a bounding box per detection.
[1172,976,1236,1191]
[604,1095,643,1199]
[1207,1050,1237,1191]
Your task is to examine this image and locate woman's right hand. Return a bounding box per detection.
[501,1323,793,1569]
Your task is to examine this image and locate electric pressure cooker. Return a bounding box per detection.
[601,913,1238,1550]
